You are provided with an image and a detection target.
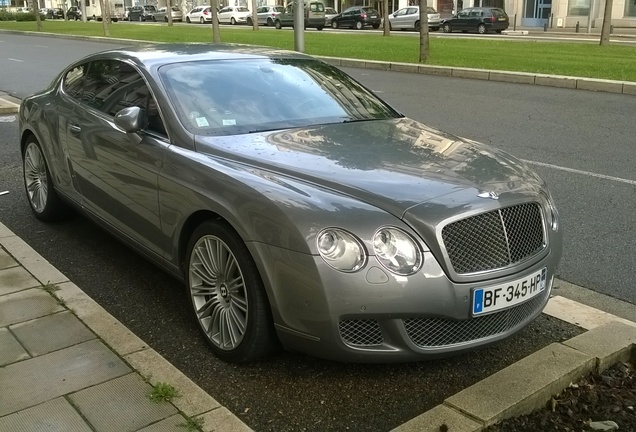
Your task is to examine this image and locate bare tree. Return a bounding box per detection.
[600,0,612,45]
[32,0,42,31]
[419,0,430,61]
[383,0,390,36]
[211,0,221,42]
[250,0,258,30]
[166,0,174,26]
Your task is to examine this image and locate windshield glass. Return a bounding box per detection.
[160,58,401,136]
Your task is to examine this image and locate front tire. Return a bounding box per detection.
[331,20,338,29]
[200,17,204,24]
[22,136,70,221]
[274,19,282,29]
[246,17,252,26]
[442,23,452,32]
[231,17,236,25]
[186,16,191,23]
[478,23,487,34]
[185,221,277,363]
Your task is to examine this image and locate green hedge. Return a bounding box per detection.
[0,10,15,21]
[14,12,46,21]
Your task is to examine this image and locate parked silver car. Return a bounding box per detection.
[324,7,338,25]
[19,45,562,363]
[388,6,441,31]
[255,5,284,26]
[151,6,183,22]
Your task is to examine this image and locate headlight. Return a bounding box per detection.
[317,228,366,272]
[373,227,422,275]
[543,190,559,231]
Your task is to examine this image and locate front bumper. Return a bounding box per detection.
[251,241,560,363]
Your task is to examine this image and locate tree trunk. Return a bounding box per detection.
[251,0,258,30]
[33,0,42,31]
[383,0,390,36]
[167,0,173,26]
[419,0,429,62]
[98,0,110,36]
[599,0,612,45]
[211,0,221,42]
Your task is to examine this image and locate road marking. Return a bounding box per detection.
[0,116,17,123]
[544,295,636,329]
[522,159,636,186]
[8,58,24,62]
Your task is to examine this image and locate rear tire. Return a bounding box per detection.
[200,17,204,24]
[274,19,282,29]
[372,23,379,29]
[138,15,143,22]
[231,17,236,25]
[186,16,191,23]
[152,16,156,21]
[478,23,487,34]
[22,136,71,222]
[316,25,324,30]
[185,220,278,363]
[246,17,252,26]
[355,20,363,30]
[414,20,420,31]
[267,17,273,26]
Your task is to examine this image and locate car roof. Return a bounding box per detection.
[80,44,315,71]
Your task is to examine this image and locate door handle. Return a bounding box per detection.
[69,124,82,135]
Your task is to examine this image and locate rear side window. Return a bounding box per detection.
[490,8,506,17]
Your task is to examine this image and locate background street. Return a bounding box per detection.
[0,33,634,431]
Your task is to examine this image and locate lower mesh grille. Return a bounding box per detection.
[339,319,383,347]
[404,289,549,348]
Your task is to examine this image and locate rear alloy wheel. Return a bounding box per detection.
[414,20,420,31]
[478,23,487,34]
[200,17,204,23]
[267,17,273,26]
[246,17,252,26]
[331,20,338,29]
[275,19,282,29]
[442,23,452,32]
[22,136,70,221]
[231,17,236,25]
[186,221,277,363]
[355,20,363,30]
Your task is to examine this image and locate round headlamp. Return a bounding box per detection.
[373,227,422,275]
[317,228,366,272]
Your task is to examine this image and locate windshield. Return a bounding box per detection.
[160,58,401,136]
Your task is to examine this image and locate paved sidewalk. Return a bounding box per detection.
[0,221,250,432]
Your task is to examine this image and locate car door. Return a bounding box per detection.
[339,8,353,26]
[217,7,229,23]
[405,7,418,29]
[454,8,471,30]
[65,59,169,256]
[391,7,406,29]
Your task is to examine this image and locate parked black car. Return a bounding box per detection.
[66,6,82,20]
[440,7,509,34]
[50,8,65,19]
[330,6,381,30]
[127,5,157,21]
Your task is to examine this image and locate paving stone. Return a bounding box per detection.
[137,414,191,432]
[0,235,69,285]
[70,373,177,432]
[10,310,96,356]
[0,248,17,270]
[391,404,481,432]
[0,266,40,295]
[0,339,131,416]
[0,288,64,327]
[445,343,595,427]
[0,397,92,432]
[0,327,30,366]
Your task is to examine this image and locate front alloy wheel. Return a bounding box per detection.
[186,221,277,363]
[478,23,487,34]
[23,136,69,221]
[443,23,452,32]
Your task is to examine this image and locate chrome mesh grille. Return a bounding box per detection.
[339,319,383,347]
[442,203,545,274]
[404,289,549,348]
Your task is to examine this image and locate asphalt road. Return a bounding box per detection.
[0,32,633,431]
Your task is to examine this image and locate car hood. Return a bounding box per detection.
[194,118,544,219]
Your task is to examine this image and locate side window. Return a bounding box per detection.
[458,10,470,18]
[83,60,167,137]
[285,4,293,13]
[63,64,88,101]
[406,7,417,14]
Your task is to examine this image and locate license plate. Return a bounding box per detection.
[472,268,547,316]
[370,15,377,18]
[498,17,507,21]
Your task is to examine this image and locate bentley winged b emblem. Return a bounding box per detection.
[478,191,499,200]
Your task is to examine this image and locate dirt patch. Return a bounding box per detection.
[487,359,636,431]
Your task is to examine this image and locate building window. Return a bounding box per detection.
[567,0,589,15]
[626,0,636,16]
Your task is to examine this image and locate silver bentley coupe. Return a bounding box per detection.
[19,44,562,363]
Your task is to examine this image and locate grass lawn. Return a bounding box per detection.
[1,20,635,81]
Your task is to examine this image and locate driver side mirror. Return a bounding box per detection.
[114,106,143,145]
